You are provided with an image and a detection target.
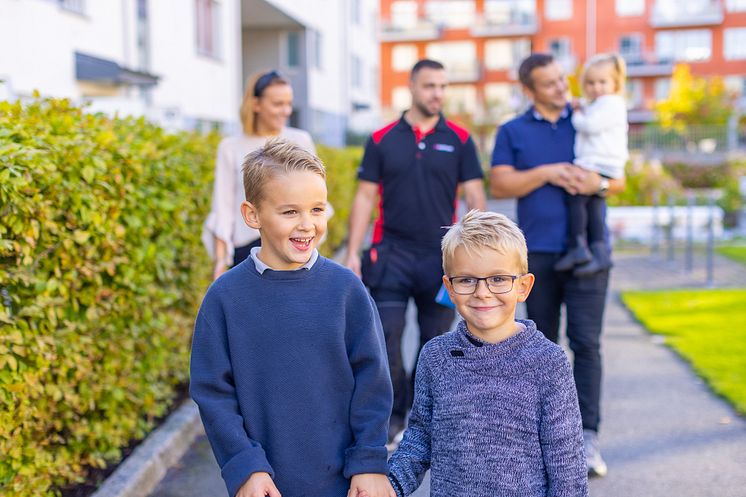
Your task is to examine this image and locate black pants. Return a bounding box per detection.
[567,193,606,247]
[527,252,609,432]
[232,238,262,267]
[363,242,454,425]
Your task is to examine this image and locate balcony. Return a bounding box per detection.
[623,52,675,77]
[650,0,723,28]
[380,19,441,42]
[471,12,538,37]
[448,64,482,83]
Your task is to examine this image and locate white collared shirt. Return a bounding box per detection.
[249,246,319,274]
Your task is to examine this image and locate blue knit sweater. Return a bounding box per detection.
[388,319,588,497]
[190,256,393,497]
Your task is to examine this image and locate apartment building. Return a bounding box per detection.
[379,0,746,124]
[0,0,380,145]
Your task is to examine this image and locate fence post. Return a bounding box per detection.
[651,190,660,257]
[667,194,675,263]
[706,194,715,288]
[685,191,694,272]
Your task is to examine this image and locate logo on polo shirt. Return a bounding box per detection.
[434,143,455,153]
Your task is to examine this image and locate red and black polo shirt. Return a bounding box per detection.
[357,113,483,248]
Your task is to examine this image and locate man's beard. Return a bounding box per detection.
[414,100,440,118]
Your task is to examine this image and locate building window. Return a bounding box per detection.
[655,78,671,100]
[485,39,530,71]
[426,41,478,80]
[136,0,150,70]
[195,0,221,58]
[390,0,418,29]
[392,44,418,72]
[286,32,301,68]
[425,0,476,28]
[351,0,362,24]
[549,38,571,58]
[724,28,746,60]
[444,85,478,115]
[726,0,746,11]
[58,0,85,14]
[655,29,711,62]
[308,29,323,69]
[616,0,644,16]
[619,34,644,62]
[626,79,644,108]
[392,86,411,112]
[352,55,363,89]
[484,0,536,25]
[545,0,572,20]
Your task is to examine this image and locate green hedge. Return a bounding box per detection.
[0,97,360,496]
[0,98,216,496]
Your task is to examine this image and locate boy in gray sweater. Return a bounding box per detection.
[386,210,588,497]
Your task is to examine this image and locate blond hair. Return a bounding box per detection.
[582,52,627,96]
[239,70,290,135]
[242,137,326,205]
[441,210,528,274]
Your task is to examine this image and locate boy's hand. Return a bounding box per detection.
[236,472,281,497]
[348,473,397,497]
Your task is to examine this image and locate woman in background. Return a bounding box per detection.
[203,70,316,280]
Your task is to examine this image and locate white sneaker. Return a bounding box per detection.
[385,428,405,452]
[583,429,608,477]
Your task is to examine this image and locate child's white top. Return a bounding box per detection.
[572,94,628,179]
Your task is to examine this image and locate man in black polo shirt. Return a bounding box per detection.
[345,59,486,444]
[490,53,626,477]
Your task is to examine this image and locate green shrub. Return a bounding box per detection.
[607,159,682,207]
[0,98,217,496]
[317,144,361,258]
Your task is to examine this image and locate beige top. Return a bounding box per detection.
[201,127,316,264]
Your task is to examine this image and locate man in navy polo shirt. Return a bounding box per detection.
[345,59,486,444]
[490,53,625,477]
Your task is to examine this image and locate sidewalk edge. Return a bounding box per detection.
[91,399,203,497]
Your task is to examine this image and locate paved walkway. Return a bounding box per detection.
[149,249,746,497]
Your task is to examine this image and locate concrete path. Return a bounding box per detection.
[148,248,746,497]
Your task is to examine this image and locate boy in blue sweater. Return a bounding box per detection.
[190,138,394,497]
[387,210,588,497]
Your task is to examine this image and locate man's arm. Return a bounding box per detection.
[490,163,581,198]
[345,180,379,277]
[461,178,486,211]
[574,170,626,196]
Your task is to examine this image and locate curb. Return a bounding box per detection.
[91,400,203,497]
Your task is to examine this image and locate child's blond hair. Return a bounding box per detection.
[242,137,325,205]
[441,210,528,274]
[582,52,627,96]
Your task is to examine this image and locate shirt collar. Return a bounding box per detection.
[250,246,319,274]
[529,104,571,122]
[398,111,448,133]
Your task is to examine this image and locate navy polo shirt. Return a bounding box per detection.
[491,105,575,253]
[358,113,483,247]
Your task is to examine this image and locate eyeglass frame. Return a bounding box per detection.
[447,274,524,295]
[253,70,283,97]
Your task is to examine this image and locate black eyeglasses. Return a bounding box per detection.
[254,70,282,97]
[448,274,522,295]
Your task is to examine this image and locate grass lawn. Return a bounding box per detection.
[622,289,746,416]
[717,245,746,265]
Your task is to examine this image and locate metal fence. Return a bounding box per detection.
[628,125,745,154]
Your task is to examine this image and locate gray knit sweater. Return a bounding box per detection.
[388,319,589,497]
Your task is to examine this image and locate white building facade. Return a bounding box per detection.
[0,0,381,145]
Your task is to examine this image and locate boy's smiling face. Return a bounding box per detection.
[241,170,327,270]
[444,245,534,343]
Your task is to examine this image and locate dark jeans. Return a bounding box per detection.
[364,243,455,425]
[232,238,262,267]
[567,193,606,246]
[527,252,609,432]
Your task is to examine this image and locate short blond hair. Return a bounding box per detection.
[441,210,528,274]
[582,52,627,96]
[242,137,325,205]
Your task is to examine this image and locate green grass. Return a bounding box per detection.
[622,289,746,416]
[717,245,746,265]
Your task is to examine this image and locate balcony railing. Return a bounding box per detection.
[622,52,675,77]
[447,64,482,83]
[470,13,538,37]
[380,19,441,42]
[650,0,723,28]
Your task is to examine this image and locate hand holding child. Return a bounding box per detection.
[348,473,397,497]
[236,472,281,497]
